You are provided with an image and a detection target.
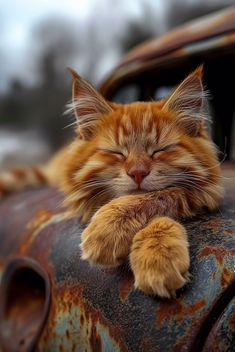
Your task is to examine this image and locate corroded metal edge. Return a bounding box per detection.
[0,257,51,352]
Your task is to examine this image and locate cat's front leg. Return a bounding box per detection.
[130,216,190,298]
[80,196,145,267]
[80,188,193,268]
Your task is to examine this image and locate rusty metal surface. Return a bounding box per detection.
[100,7,235,98]
[0,166,235,351]
[119,7,235,66]
[0,257,51,352]
[202,296,235,352]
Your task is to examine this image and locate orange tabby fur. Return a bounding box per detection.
[0,66,223,298]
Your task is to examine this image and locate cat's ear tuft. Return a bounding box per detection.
[162,65,209,136]
[67,68,113,139]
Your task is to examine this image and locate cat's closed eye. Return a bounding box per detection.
[97,148,125,157]
[151,143,179,157]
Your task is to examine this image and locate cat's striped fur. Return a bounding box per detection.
[0,66,223,297]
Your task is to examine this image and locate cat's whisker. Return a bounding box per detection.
[81,189,113,213]
[79,181,110,190]
[166,170,221,182]
[174,174,224,187]
[63,121,78,129]
[173,179,221,203]
[173,176,219,191]
[164,153,226,178]
[174,155,226,175]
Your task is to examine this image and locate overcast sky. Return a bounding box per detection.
[0,0,233,92]
[0,0,101,91]
[0,0,167,91]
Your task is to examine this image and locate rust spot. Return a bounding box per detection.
[68,301,72,311]
[84,308,90,322]
[203,218,224,233]
[212,271,216,281]
[172,314,203,352]
[225,228,235,235]
[0,258,5,271]
[32,167,47,184]
[90,325,102,352]
[66,329,70,339]
[118,272,134,302]
[44,283,129,352]
[80,314,84,326]
[26,209,54,232]
[140,337,156,352]
[173,332,191,352]
[220,268,235,289]
[0,181,9,197]
[156,299,206,327]
[19,211,69,260]
[198,246,235,266]
[38,283,127,351]
[12,168,27,179]
[230,312,235,330]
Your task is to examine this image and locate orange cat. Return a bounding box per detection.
[0,66,223,297]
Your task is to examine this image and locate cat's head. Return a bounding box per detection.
[63,66,221,221]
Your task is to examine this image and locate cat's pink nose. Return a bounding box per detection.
[127,166,150,185]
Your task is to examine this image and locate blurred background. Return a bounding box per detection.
[0,0,234,168]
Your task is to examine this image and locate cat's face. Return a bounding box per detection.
[90,103,199,197]
[63,67,220,220]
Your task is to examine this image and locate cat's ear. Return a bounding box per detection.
[68,68,113,139]
[162,65,208,136]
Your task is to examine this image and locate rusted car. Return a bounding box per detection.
[0,7,235,352]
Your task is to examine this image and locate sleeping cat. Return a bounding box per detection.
[0,66,222,297]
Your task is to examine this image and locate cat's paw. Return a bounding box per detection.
[130,217,190,298]
[80,200,138,267]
